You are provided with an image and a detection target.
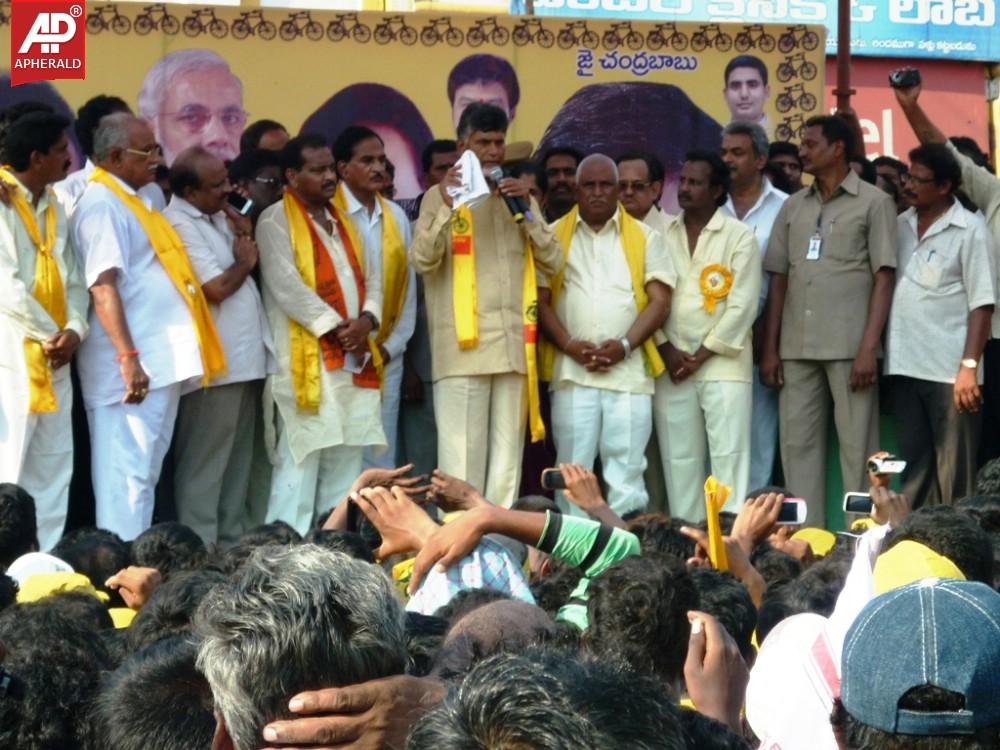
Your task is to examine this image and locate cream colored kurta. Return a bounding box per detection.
[662,209,761,383]
[256,200,386,465]
[542,209,676,395]
[410,186,562,382]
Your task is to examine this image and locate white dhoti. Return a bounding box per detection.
[434,372,527,508]
[363,355,403,470]
[88,383,181,541]
[654,377,751,523]
[0,362,73,550]
[550,384,652,517]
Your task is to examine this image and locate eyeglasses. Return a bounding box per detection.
[618,180,650,192]
[125,144,163,159]
[902,173,935,186]
[160,105,248,134]
[254,176,281,187]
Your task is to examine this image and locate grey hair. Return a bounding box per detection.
[576,153,619,182]
[194,544,407,750]
[92,112,135,162]
[723,120,770,158]
[137,49,242,120]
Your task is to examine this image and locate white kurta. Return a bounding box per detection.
[256,200,386,466]
[0,177,89,549]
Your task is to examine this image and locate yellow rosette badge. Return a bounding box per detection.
[700,264,733,314]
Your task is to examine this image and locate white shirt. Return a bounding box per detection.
[341,184,416,362]
[54,159,166,217]
[886,201,996,385]
[163,196,276,388]
[722,177,788,315]
[542,208,676,395]
[72,173,204,407]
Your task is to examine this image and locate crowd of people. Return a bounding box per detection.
[2,59,1000,749]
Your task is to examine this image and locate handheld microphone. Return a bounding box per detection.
[487,166,533,223]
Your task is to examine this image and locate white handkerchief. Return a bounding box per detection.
[446,150,490,209]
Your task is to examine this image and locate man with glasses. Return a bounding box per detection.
[538,154,673,516]
[72,114,225,540]
[720,121,787,490]
[137,49,246,166]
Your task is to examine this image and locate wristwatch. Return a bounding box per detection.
[361,311,380,331]
[961,358,979,369]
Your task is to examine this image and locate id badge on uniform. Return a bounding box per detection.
[806,233,822,261]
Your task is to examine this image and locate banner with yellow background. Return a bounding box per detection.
[1,4,824,205]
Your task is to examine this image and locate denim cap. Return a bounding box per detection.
[841,578,1000,735]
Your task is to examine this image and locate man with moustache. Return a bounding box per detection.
[541,146,583,222]
[885,144,995,506]
[538,154,673,516]
[412,103,561,507]
[257,134,385,533]
[333,125,415,469]
[720,121,787,489]
[0,112,89,549]
[654,151,760,521]
[761,116,896,526]
[72,113,225,540]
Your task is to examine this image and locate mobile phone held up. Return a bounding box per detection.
[227,191,254,217]
[843,492,873,515]
[888,68,921,89]
[776,498,807,525]
[540,468,567,491]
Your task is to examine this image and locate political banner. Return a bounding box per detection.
[1,5,825,207]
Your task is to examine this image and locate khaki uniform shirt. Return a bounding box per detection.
[411,186,561,382]
[663,209,761,383]
[763,170,897,360]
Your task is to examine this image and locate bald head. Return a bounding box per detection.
[575,153,619,227]
[170,145,230,215]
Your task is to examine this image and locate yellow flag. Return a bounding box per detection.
[704,475,731,572]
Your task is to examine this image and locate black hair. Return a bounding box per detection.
[433,587,511,625]
[678,708,754,749]
[239,118,287,154]
[627,513,695,561]
[447,54,521,111]
[834,688,1000,749]
[689,567,757,662]
[0,574,17,612]
[529,559,584,617]
[0,77,81,165]
[975,457,1000,496]
[421,139,457,174]
[3,111,70,172]
[949,136,990,169]
[538,82,721,185]
[851,154,878,185]
[585,553,698,685]
[768,140,802,166]
[685,149,731,206]
[97,636,215,750]
[872,155,908,178]
[52,527,130,606]
[804,115,855,164]
[750,542,804,588]
[35,589,114,633]
[763,161,795,193]
[616,150,666,184]
[280,133,329,173]
[130,522,207,579]
[540,145,585,169]
[884,506,995,585]
[511,494,561,515]
[0,483,38,570]
[909,143,962,192]
[167,154,206,203]
[75,95,129,158]
[303,529,375,563]
[216,521,302,576]
[126,568,225,652]
[332,124,382,168]
[724,54,769,87]
[405,612,449,678]
[756,555,850,643]
[456,102,508,140]
[228,147,283,183]
[507,159,545,186]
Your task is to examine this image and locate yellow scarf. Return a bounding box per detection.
[450,201,545,442]
[333,184,408,347]
[543,205,666,380]
[88,168,225,385]
[0,170,65,413]
[283,191,383,413]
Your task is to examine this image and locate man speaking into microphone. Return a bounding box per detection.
[412,103,562,507]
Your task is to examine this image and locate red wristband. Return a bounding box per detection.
[115,349,139,363]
